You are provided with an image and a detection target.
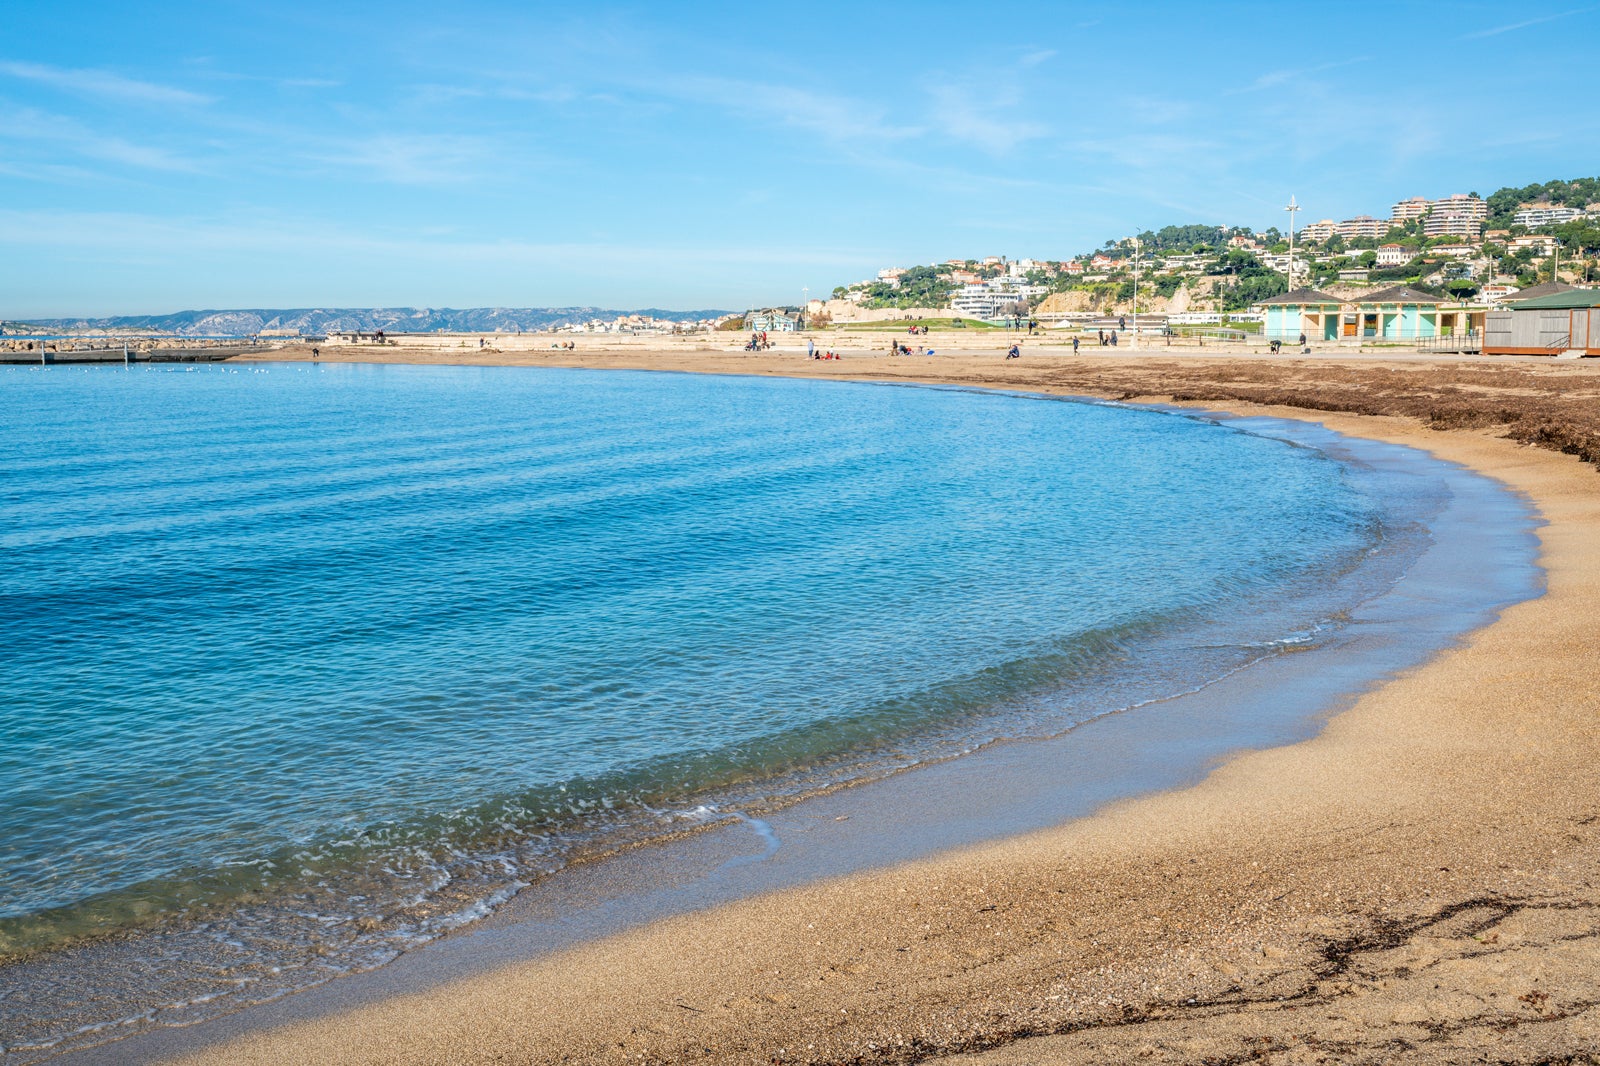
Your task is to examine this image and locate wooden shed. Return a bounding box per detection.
[1484,289,1600,356]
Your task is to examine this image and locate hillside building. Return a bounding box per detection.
[1509,235,1558,255]
[1512,205,1583,227]
[1424,214,1483,239]
[949,281,1045,320]
[1298,220,1337,243]
[1336,216,1386,240]
[1430,194,1488,220]
[1392,197,1431,222]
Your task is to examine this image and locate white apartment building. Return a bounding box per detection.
[1513,206,1582,227]
[1298,219,1337,242]
[1376,244,1412,266]
[1392,197,1430,221]
[1423,214,1482,239]
[1509,235,1558,255]
[949,281,1046,319]
[1335,216,1386,240]
[1430,194,1488,220]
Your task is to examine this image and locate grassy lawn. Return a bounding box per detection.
[834,318,1004,331]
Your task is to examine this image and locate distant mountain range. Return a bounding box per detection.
[5,307,734,336]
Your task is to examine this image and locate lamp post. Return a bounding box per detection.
[801,286,809,330]
[1131,235,1140,351]
[1284,195,1301,292]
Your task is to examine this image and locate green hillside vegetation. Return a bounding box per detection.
[825,175,1600,316]
[838,317,1001,331]
[1132,224,1276,253]
[841,264,960,310]
[1486,176,1600,227]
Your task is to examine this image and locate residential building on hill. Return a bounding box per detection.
[1509,235,1558,255]
[1376,244,1411,266]
[1336,216,1386,240]
[949,281,1045,320]
[1392,197,1430,221]
[1298,220,1337,243]
[1514,205,1583,227]
[1416,193,1486,239]
[1424,214,1483,239]
[1430,194,1488,220]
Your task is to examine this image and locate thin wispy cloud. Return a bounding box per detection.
[1460,7,1590,39]
[0,106,201,172]
[657,75,922,145]
[927,83,1048,154]
[0,60,211,106]
[313,133,500,185]
[1229,56,1373,96]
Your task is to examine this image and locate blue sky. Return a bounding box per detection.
[3,1,1597,315]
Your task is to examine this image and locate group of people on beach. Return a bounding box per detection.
[1097,329,1120,347]
[888,341,935,357]
[548,341,576,350]
[745,331,772,351]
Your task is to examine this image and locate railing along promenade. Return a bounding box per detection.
[1416,330,1483,355]
[0,334,278,366]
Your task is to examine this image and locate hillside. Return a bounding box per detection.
[9,307,733,336]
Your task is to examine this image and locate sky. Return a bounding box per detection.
[2,0,1597,316]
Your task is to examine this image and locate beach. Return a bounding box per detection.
[75,347,1600,1063]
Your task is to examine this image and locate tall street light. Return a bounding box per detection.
[1285,195,1301,293]
[1131,234,1141,350]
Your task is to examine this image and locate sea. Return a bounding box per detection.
[0,362,1535,1060]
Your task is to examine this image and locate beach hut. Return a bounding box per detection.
[1257,288,1343,342]
[1483,288,1600,356]
[1346,285,1444,340]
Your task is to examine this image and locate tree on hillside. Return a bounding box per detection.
[1135,224,1240,253]
[1486,176,1600,226]
[859,264,958,310]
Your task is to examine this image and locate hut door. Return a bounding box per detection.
[1572,311,1590,349]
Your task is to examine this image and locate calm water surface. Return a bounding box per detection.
[2,362,1424,1055]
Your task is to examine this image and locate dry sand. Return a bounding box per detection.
[176,347,1600,1064]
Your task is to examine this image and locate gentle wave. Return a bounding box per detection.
[0,364,1430,1058]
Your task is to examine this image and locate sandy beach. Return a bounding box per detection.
[156,345,1600,1064]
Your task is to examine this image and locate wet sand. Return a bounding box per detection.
[167,348,1600,1063]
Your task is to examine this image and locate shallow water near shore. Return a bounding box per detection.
[0,364,1538,1061]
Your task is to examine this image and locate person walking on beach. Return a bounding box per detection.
[1072,335,1080,354]
[1098,329,1106,346]
[1110,330,1118,347]
[807,338,815,359]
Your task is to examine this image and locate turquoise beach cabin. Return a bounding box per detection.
[1348,285,1443,340]
[1260,288,1342,342]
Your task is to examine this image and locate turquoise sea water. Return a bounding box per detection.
[3,363,1433,1054]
